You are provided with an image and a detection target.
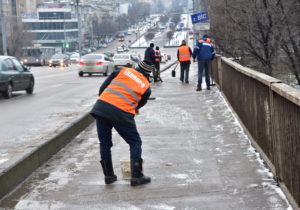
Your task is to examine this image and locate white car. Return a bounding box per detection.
[78,54,114,77]
[113,54,138,70]
[117,47,124,53]
[70,53,80,63]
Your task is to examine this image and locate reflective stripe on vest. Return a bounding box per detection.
[178,46,191,62]
[99,67,150,114]
[154,50,160,62]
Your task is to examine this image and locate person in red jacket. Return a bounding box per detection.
[153,46,162,82]
[177,40,192,83]
[90,60,154,186]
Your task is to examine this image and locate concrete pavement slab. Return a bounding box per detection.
[0,63,291,209]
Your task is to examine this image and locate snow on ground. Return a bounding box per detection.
[130,35,149,48]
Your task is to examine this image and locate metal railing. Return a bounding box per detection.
[211,55,300,208]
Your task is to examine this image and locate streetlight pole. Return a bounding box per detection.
[76,0,82,54]
[0,0,8,55]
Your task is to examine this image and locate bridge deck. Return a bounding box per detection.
[0,63,290,209]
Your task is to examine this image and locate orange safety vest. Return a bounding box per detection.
[99,67,150,114]
[154,50,161,62]
[199,38,213,46]
[178,46,191,62]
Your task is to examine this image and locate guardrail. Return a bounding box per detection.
[211,55,300,209]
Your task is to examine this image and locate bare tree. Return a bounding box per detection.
[145,33,155,42]
[166,30,174,44]
[171,14,181,26]
[7,18,33,57]
[159,15,169,24]
[275,0,300,84]
[210,0,279,76]
[128,2,151,25]
[96,17,118,35]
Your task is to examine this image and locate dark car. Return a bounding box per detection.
[49,54,70,67]
[104,52,114,58]
[0,56,34,99]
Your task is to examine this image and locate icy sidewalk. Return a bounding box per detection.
[0,63,291,210]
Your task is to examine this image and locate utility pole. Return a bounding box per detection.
[76,0,82,54]
[63,14,66,53]
[91,20,94,48]
[0,0,8,55]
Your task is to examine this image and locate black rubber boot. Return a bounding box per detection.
[100,160,117,184]
[130,158,151,186]
[196,84,202,91]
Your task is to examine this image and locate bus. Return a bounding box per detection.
[20,47,56,66]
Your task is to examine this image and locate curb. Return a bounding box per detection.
[0,112,94,200]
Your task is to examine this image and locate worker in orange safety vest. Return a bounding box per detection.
[177,40,193,83]
[90,60,154,186]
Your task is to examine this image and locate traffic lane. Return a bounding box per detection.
[0,65,104,165]
[93,33,138,55]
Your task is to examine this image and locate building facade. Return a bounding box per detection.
[17,0,37,19]
[22,3,79,51]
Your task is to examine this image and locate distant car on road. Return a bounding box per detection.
[70,53,80,63]
[49,54,70,67]
[113,54,138,70]
[78,54,114,77]
[0,56,34,99]
[104,52,114,58]
[117,47,124,53]
[118,35,125,41]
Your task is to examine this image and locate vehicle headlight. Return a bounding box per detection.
[24,59,28,62]
[49,60,52,63]
[60,60,64,63]
[36,59,39,62]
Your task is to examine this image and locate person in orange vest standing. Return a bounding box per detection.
[90,60,154,186]
[177,40,193,83]
[153,46,162,82]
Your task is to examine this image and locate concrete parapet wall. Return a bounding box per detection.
[211,55,300,209]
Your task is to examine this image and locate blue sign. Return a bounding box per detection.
[191,11,209,24]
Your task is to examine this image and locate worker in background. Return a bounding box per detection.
[144,43,155,64]
[177,40,192,84]
[193,34,215,91]
[198,34,214,46]
[90,60,154,186]
[153,46,162,82]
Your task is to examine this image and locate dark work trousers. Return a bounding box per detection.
[197,60,210,87]
[95,116,142,160]
[154,62,160,81]
[180,61,190,83]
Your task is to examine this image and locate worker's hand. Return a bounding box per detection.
[136,109,140,115]
[193,59,196,63]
